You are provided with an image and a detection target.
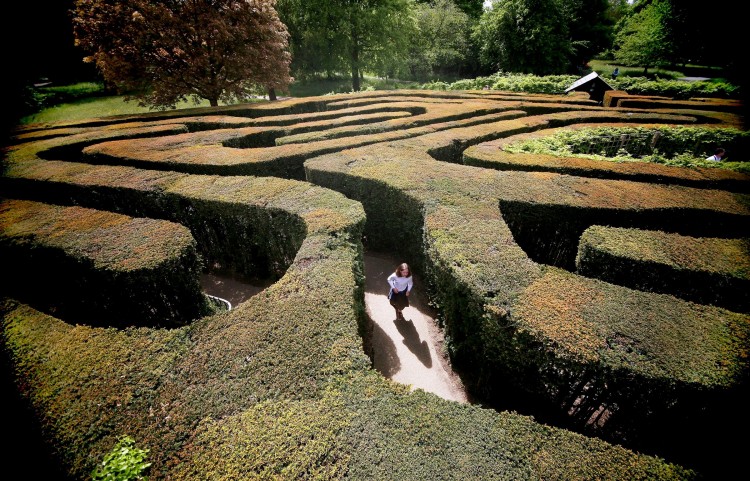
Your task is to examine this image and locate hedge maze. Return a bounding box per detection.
[1,89,748,480]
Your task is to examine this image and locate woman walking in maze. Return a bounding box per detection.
[387,262,413,320]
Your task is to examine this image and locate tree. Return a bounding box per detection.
[72,0,292,108]
[472,0,570,75]
[562,0,614,72]
[612,0,672,74]
[407,0,472,80]
[417,0,484,18]
[276,0,341,80]
[277,0,414,91]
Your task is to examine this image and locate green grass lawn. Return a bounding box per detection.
[21,95,247,125]
[22,75,422,126]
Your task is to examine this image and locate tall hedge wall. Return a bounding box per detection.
[2,88,748,480]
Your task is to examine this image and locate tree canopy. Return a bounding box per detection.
[613,0,672,73]
[73,0,293,108]
[473,0,570,75]
[564,0,614,72]
[407,0,473,80]
[278,0,414,91]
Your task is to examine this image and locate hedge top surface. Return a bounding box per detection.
[0,199,195,271]
[580,225,750,277]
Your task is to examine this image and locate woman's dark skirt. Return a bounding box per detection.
[389,289,409,310]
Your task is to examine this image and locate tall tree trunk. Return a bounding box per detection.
[209,98,219,107]
[350,23,361,92]
[351,45,360,92]
[268,88,277,101]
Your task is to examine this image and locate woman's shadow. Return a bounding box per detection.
[394,316,432,368]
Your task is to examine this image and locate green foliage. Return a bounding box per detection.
[406,0,473,81]
[563,0,615,70]
[612,76,739,99]
[277,0,415,91]
[422,71,579,93]
[588,58,698,80]
[472,0,571,75]
[612,0,672,72]
[32,82,106,108]
[503,126,750,172]
[451,0,485,18]
[91,435,151,481]
[418,70,740,98]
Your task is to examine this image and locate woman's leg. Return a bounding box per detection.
[391,290,405,320]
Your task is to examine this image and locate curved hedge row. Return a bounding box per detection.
[303,92,749,477]
[0,199,210,327]
[2,89,748,480]
[464,123,750,191]
[577,225,750,313]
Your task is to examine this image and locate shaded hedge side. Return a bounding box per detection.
[0,199,210,327]
[577,225,750,313]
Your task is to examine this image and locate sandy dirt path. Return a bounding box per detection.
[201,252,470,404]
[364,251,469,404]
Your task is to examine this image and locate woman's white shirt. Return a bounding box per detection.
[387,273,413,293]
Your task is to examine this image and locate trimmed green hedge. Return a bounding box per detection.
[577,225,750,313]
[0,199,210,327]
[464,124,750,191]
[2,89,748,480]
[420,72,741,99]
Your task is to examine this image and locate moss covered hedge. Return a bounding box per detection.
[2,88,748,480]
[0,199,210,327]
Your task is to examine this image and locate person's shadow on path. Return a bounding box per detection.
[395,317,432,368]
[370,318,400,377]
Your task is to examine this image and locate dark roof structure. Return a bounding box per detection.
[565,72,614,104]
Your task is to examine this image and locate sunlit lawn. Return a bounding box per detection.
[22,75,423,125]
[20,95,253,125]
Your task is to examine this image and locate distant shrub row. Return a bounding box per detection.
[502,126,750,172]
[420,72,741,99]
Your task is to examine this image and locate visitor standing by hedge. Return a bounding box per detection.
[706,147,726,161]
[388,263,413,321]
